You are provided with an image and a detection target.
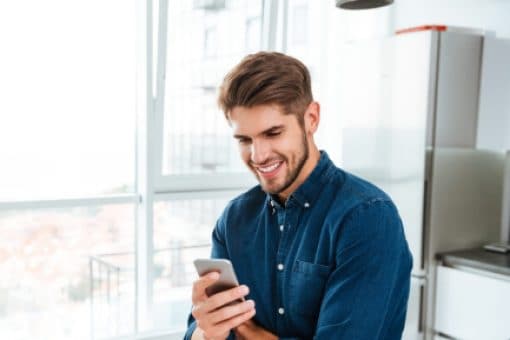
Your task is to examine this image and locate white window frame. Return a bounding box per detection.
[0,194,138,211]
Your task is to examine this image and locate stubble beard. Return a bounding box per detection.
[259,133,309,196]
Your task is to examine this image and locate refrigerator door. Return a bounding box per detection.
[477,37,510,151]
[331,31,436,275]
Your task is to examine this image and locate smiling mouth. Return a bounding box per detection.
[254,161,284,178]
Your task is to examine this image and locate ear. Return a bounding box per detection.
[304,101,320,134]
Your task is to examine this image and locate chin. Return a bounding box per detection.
[260,181,285,195]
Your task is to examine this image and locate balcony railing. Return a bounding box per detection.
[89,243,211,339]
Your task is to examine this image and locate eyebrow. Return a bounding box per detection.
[234,125,285,140]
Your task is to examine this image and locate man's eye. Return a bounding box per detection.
[267,132,281,138]
[238,138,250,144]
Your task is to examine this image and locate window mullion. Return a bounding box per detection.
[0,194,139,211]
[261,0,279,50]
[135,0,156,333]
[153,0,169,184]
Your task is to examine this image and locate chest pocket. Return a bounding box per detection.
[288,260,332,317]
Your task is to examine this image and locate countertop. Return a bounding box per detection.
[436,247,510,277]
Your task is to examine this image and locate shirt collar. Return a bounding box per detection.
[266,150,335,210]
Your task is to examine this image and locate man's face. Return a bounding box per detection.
[229,104,309,198]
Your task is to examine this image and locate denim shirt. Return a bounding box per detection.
[185,151,412,340]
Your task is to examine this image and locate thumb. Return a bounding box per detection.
[191,271,220,304]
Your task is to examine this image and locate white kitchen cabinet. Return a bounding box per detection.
[434,265,510,339]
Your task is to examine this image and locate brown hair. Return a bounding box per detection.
[217,52,313,123]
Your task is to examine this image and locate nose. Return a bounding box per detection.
[250,139,271,164]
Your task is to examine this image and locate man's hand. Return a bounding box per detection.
[234,319,278,340]
[191,272,256,340]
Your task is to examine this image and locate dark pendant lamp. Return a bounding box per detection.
[336,0,393,9]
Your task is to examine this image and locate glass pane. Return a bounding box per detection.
[0,0,136,201]
[150,198,229,332]
[0,204,135,340]
[162,1,263,175]
[284,1,325,110]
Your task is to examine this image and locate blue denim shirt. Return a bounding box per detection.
[185,151,412,339]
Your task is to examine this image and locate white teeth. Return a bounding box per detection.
[258,162,281,173]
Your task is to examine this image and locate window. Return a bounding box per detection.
[0,204,135,339]
[245,16,262,52]
[161,1,263,177]
[0,1,386,339]
[0,1,137,339]
[0,0,136,201]
[204,27,218,59]
[290,5,308,45]
[150,197,229,332]
[140,1,265,333]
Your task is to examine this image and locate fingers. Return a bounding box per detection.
[192,285,250,319]
[198,307,256,339]
[208,299,255,325]
[191,276,255,339]
[216,308,256,336]
[192,271,220,304]
[193,299,255,332]
[201,285,250,313]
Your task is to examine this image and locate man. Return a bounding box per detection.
[184,52,412,339]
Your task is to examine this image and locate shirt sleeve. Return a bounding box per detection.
[183,211,235,340]
[183,317,197,340]
[313,199,413,340]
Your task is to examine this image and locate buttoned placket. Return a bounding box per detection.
[273,201,288,332]
[270,196,310,332]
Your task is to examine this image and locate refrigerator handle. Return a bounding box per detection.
[420,178,429,270]
[418,284,424,333]
[413,276,427,334]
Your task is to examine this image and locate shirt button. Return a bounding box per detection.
[277,263,284,271]
[278,307,285,315]
[279,224,284,231]
[304,202,310,208]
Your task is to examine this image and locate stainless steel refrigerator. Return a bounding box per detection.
[327,27,506,339]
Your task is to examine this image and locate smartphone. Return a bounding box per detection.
[483,242,510,253]
[193,258,241,297]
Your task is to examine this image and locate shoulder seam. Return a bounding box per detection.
[343,197,394,226]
